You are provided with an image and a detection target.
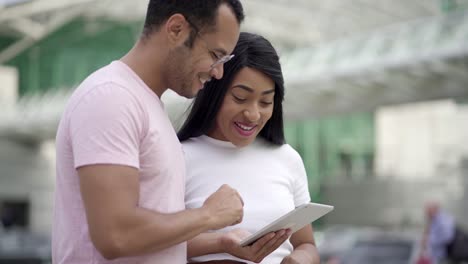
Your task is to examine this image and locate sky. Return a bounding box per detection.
[0,0,32,7]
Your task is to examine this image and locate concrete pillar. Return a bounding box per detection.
[0,65,18,115]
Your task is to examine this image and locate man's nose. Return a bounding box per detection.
[210,63,224,80]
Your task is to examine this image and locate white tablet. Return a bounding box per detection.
[239,202,334,247]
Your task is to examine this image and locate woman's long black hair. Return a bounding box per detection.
[178,32,285,145]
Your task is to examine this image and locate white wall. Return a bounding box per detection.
[375,100,466,179]
[321,178,464,228]
[457,104,468,156]
[160,89,192,129]
[0,65,18,115]
[0,140,56,235]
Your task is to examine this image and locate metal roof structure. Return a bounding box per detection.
[0,0,448,61]
[1,0,468,143]
[0,0,99,63]
[282,10,468,118]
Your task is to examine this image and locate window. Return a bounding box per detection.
[1,200,29,230]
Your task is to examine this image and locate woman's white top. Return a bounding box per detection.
[183,135,311,264]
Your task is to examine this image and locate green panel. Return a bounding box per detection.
[285,112,375,202]
[455,97,468,105]
[440,0,468,12]
[6,18,143,96]
[284,121,298,147]
[301,121,321,201]
[0,36,17,51]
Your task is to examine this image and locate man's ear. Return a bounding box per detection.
[165,14,190,45]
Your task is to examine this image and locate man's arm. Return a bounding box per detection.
[281,225,320,264]
[78,164,243,260]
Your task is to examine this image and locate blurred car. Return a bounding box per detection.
[317,225,378,263]
[339,234,418,264]
[317,226,420,264]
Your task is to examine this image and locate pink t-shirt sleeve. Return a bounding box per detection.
[69,83,144,169]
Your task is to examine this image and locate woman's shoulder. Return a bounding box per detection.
[181,136,199,147]
[181,136,208,152]
[181,136,204,155]
[255,139,302,160]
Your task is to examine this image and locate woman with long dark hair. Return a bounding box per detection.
[179,32,320,264]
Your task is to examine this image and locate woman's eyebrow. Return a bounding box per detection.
[232,84,275,95]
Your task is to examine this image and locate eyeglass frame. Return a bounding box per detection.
[184,16,235,69]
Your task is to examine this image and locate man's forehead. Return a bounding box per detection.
[207,4,240,52]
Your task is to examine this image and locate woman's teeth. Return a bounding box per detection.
[235,122,255,131]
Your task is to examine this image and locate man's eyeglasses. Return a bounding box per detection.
[185,16,234,69]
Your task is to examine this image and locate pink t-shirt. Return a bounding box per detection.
[52,61,186,264]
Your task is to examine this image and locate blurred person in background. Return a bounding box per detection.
[420,201,468,264]
[178,32,320,264]
[50,1,283,264]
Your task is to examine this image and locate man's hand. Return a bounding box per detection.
[219,228,291,263]
[202,184,244,230]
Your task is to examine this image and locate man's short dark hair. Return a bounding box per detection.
[143,0,244,42]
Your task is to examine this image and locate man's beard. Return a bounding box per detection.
[165,47,196,98]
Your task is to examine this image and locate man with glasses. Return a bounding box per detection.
[52,1,272,263]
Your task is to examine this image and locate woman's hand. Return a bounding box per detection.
[219,228,291,263]
[280,244,319,264]
[280,252,309,264]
